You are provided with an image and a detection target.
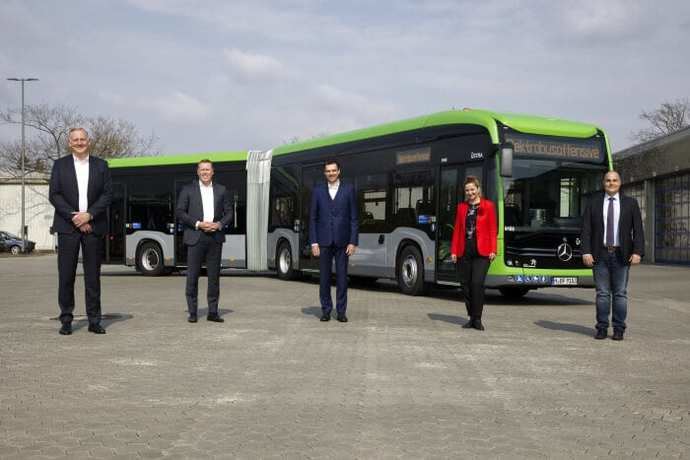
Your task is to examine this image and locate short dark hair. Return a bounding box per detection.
[324,159,340,170]
[197,159,213,168]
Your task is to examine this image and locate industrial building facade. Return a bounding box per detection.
[615,126,690,265]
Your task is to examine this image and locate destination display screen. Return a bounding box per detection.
[505,132,605,163]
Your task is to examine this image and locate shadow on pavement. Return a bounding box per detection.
[534,320,592,336]
[301,306,322,317]
[428,313,469,326]
[50,313,133,331]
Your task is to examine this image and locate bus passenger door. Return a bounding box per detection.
[174,178,194,266]
[436,164,482,283]
[299,164,325,272]
[106,182,125,264]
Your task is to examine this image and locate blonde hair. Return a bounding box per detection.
[68,127,89,138]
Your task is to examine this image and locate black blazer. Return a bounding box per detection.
[176,181,233,246]
[48,155,113,236]
[581,192,645,264]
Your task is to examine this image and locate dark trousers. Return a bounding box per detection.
[57,232,104,325]
[319,244,349,316]
[593,250,630,331]
[185,233,222,316]
[458,254,490,319]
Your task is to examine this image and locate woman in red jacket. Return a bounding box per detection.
[450,176,497,331]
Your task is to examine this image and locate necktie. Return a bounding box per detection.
[606,197,615,247]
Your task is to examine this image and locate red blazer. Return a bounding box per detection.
[450,199,497,258]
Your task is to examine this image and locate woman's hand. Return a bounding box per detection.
[451,254,457,263]
[489,252,496,261]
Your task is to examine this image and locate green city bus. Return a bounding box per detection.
[106,108,611,299]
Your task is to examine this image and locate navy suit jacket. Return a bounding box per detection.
[48,155,112,236]
[309,182,359,247]
[176,181,233,246]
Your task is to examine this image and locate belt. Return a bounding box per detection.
[606,245,619,253]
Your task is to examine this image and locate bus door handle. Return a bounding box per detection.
[378,234,385,245]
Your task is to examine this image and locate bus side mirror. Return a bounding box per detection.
[500,142,513,177]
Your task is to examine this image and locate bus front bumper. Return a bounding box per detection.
[485,274,595,289]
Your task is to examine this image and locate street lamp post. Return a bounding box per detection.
[7,77,39,253]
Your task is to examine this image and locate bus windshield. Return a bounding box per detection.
[503,159,606,232]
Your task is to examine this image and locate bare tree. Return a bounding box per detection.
[0,104,158,177]
[631,98,690,143]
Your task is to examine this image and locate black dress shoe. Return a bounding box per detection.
[462,318,474,328]
[59,323,72,335]
[88,324,106,334]
[594,328,607,340]
[336,314,348,323]
[472,319,485,331]
[612,329,624,341]
[320,314,330,322]
[188,315,198,323]
[207,314,224,323]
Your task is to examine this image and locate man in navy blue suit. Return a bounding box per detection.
[309,159,359,322]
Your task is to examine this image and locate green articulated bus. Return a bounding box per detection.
[106,108,612,299]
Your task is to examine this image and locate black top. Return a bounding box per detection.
[464,203,479,257]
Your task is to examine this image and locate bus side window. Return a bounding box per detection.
[357,173,388,233]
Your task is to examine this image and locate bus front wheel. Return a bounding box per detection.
[136,241,166,276]
[498,286,530,299]
[276,241,298,280]
[397,245,425,296]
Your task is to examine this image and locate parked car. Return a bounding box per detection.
[0,231,36,255]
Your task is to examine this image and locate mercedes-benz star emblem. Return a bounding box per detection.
[557,242,573,262]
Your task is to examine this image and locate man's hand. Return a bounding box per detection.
[582,254,594,267]
[71,211,91,228]
[79,222,93,234]
[198,222,218,232]
[346,244,357,256]
[311,244,320,257]
[629,253,641,265]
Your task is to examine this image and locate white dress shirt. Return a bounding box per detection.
[73,155,90,213]
[602,192,621,247]
[198,181,215,227]
[328,180,340,200]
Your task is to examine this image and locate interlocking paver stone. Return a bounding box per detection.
[1,256,689,458]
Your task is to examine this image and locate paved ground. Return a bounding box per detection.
[1,256,689,459]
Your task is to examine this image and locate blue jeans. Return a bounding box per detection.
[593,251,630,331]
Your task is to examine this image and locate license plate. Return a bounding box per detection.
[552,277,577,286]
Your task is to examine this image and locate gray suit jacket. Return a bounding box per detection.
[176,181,233,246]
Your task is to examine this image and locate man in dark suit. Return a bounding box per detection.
[176,159,233,323]
[581,170,644,341]
[309,159,359,322]
[49,127,112,335]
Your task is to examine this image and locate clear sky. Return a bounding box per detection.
[1,0,689,154]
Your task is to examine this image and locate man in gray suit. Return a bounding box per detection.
[176,159,233,323]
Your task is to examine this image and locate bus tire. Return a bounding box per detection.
[276,241,298,280]
[498,286,530,299]
[136,241,166,276]
[397,244,425,296]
